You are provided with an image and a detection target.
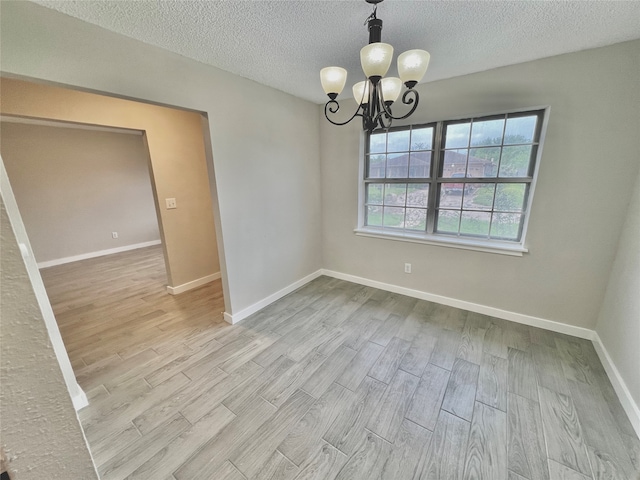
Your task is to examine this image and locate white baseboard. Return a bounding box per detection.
[37,240,162,269]
[223,269,324,325]
[321,269,594,339]
[166,272,221,295]
[72,385,88,411]
[592,332,640,438]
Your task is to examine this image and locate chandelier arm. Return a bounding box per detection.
[378,112,392,130]
[371,82,392,130]
[363,81,381,132]
[324,99,364,126]
[363,108,376,131]
[371,107,391,131]
[366,81,376,130]
[379,89,420,121]
[370,113,390,131]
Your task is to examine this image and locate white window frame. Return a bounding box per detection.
[355,106,550,256]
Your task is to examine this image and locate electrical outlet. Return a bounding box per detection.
[165,198,177,209]
[112,232,118,239]
[404,263,412,273]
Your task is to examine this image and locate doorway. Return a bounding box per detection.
[0,77,227,404]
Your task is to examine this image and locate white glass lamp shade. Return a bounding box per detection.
[381,77,402,103]
[320,67,348,98]
[360,42,394,79]
[398,49,430,85]
[352,80,371,105]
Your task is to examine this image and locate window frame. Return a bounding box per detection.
[355,106,550,256]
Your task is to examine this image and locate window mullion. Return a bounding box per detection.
[427,122,444,234]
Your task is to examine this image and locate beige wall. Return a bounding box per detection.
[1,121,160,264]
[0,1,321,314]
[596,168,640,415]
[1,195,98,480]
[320,39,640,330]
[0,78,220,289]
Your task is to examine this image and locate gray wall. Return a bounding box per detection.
[0,1,322,314]
[320,39,640,331]
[596,168,640,411]
[1,122,160,264]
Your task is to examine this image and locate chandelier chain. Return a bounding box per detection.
[364,5,378,26]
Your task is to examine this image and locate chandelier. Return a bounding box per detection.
[320,0,430,132]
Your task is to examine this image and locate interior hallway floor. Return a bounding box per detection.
[41,246,640,480]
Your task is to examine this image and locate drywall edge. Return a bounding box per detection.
[0,156,85,409]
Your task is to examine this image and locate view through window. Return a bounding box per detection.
[363,109,546,245]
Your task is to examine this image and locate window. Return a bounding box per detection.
[360,109,546,254]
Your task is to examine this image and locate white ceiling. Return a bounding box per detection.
[32,0,640,104]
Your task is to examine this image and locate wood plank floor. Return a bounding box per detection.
[41,246,640,480]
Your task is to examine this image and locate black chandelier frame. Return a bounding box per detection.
[323,1,420,133]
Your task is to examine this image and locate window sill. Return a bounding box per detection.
[353,227,528,256]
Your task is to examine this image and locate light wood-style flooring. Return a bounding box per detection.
[41,246,640,480]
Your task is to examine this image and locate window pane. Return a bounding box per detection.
[383,207,405,228]
[463,184,495,211]
[490,213,522,240]
[367,154,385,178]
[366,183,384,205]
[387,130,410,152]
[409,151,431,178]
[470,119,504,147]
[504,115,537,144]
[460,211,491,236]
[405,208,427,231]
[499,145,532,177]
[386,153,409,178]
[439,185,462,209]
[442,150,468,178]
[437,210,461,234]
[407,184,429,207]
[411,127,433,150]
[384,183,407,206]
[468,147,499,177]
[494,184,527,212]
[445,122,470,149]
[367,206,383,227]
[369,132,386,153]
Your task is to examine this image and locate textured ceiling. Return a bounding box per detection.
[32,0,640,104]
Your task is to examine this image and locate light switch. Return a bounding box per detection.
[166,198,177,209]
